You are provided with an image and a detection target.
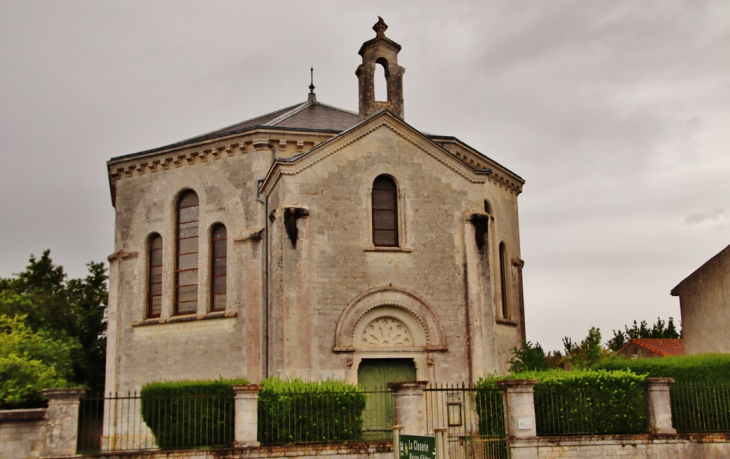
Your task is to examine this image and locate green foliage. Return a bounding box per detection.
[561,327,611,369]
[508,341,548,373]
[607,317,681,351]
[257,377,367,445]
[594,353,730,382]
[478,369,647,435]
[140,378,249,449]
[0,314,79,408]
[0,251,108,393]
[591,355,730,433]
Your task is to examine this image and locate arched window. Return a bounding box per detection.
[499,242,509,318]
[372,175,398,247]
[210,224,227,312]
[147,233,163,318]
[175,190,199,315]
[483,199,492,215]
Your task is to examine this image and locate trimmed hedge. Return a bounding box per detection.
[596,354,730,433]
[594,353,730,382]
[478,369,647,435]
[140,378,249,449]
[257,377,366,445]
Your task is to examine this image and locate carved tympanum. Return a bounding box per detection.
[361,317,411,347]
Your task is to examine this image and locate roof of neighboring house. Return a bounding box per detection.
[617,338,685,357]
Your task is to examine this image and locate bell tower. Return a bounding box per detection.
[356,17,405,120]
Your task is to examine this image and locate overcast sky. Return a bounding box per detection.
[1,1,728,352]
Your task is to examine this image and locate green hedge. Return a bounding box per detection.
[257,377,366,445]
[594,354,730,382]
[478,369,647,435]
[140,378,249,449]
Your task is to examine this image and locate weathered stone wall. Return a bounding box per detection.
[267,118,523,383]
[672,244,730,355]
[0,410,46,459]
[107,142,273,394]
[59,442,392,459]
[0,389,83,459]
[511,434,730,459]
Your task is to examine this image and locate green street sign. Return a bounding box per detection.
[399,434,436,459]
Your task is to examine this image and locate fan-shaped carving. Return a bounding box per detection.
[361,317,411,347]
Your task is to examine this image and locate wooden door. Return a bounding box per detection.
[358,359,416,439]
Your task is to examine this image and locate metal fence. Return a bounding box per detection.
[424,384,507,459]
[671,382,730,433]
[257,389,386,445]
[533,386,647,436]
[77,391,234,453]
[79,389,391,452]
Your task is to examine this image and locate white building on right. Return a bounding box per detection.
[671,244,730,355]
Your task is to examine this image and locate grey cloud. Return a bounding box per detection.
[685,207,728,226]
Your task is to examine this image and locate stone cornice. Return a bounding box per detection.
[433,137,524,196]
[107,250,138,263]
[107,129,336,207]
[260,114,493,197]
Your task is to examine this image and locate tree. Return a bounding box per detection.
[508,341,549,373]
[0,250,108,394]
[561,327,609,369]
[606,317,682,352]
[0,314,79,408]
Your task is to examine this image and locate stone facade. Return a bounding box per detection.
[104,19,526,397]
[671,244,730,355]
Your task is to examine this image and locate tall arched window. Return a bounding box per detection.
[175,190,199,315]
[499,242,509,318]
[372,175,398,247]
[210,224,227,312]
[147,234,163,318]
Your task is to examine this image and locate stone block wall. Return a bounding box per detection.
[0,388,83,459]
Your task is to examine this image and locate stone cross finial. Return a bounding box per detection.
[373,16,388,38]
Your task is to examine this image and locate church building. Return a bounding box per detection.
[104,19,526,395]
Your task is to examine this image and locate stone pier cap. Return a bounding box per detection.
[387,381,429,390]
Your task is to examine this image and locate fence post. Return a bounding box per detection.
[41,388,85,458]
[388,381,428,436]
[434,427,449,459]
[645,377,676,434]
[232,384,263,447]
[496,379,538,438]
[393,425,402,459]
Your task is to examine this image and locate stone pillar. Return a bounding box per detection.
[388,381,428,436]
[496,379,538,438]
[435,427,449,459]
[497,380,538,459]
[41,388,85,458]
[232,384,263,447]
[645,378,676,434]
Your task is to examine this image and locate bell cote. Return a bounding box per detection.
[356,17,405,120]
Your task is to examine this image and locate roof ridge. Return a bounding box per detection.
[173,102,303,145]
[263,101,312,126]
[311,101,360,117]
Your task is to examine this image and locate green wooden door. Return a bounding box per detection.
[358,359,416,439]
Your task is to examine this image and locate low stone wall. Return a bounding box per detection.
[62,441,393,459]
[0,409,47,459]
[0,388,84,459]
[511,433,730,459]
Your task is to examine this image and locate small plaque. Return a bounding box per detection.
[518,418,533,430]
